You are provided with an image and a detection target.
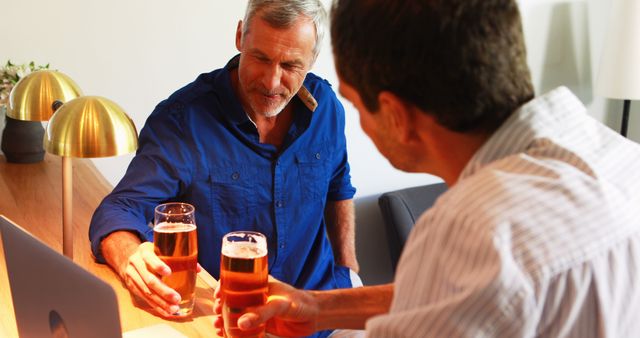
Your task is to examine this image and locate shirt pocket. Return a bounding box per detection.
[209,166,257,227]
[296,146,330,201]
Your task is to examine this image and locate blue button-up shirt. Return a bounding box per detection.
[89,56,356,299]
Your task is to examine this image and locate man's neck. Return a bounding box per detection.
[229,68,294,149]
[441,135,487,187]
[250,105,294,149]
[414,116,491,187]
[435,131,489,186]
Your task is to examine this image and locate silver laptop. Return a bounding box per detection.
[0,216,122,338]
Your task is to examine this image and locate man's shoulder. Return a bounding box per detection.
[433,156,567,223]
[304,71,331,85]
[170,69,224,104]
[440,146,626,230]
[303,72,337,97]
[152,68,225,116]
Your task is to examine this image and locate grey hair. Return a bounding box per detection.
[242,0,327,60]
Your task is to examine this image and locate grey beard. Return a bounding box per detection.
[261,101,287,118]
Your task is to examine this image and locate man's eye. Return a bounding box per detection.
[282,63,300,71]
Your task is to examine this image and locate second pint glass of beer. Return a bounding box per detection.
[153,202,198,317]
[220,231,268,338]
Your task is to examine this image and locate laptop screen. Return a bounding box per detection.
[0,216,122,338]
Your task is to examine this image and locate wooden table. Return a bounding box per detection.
[0,154,220,337]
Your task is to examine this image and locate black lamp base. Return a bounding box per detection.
[1,115,45,163]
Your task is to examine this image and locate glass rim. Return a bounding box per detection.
[154,202,195,216]
[222,231,267,258]
[222,230,266,241]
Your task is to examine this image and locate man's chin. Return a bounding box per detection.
[263,111,280,118]
[256,103,287,118]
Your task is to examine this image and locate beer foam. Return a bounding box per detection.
[154,222,197,233]
[222,241,267,259]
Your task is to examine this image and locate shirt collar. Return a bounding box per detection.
[215,56,250,126]
[459,86,587,181]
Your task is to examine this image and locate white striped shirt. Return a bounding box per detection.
[366,87,640,337]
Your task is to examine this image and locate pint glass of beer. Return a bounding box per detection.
[153,202,198,317]
[220,231,268,338]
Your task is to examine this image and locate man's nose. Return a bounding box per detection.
[262,65,282,91]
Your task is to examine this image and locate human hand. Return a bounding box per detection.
[119,241,183,317]
[214,276,320,337]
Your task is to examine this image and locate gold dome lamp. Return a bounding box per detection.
[7,69,138,259]
[44,96,138,259]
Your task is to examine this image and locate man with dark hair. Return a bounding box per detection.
[89,2,361,334]
[214,0,640,336]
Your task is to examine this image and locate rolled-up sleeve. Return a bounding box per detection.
[326,96,356,201]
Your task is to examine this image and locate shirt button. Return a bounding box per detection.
[276,201,283,208]
[279,244,285,249]
[231,172,240,180]
[315,153,321,159]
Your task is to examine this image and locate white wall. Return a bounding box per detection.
[1,0,634,284]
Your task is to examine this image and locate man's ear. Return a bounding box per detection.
[235,20,243,51]
[378,91,417,144]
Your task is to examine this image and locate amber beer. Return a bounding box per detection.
[153,202,198,317]
[220,232,268,338]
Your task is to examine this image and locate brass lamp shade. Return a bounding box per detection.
[44,96,138,158]
[8,70,82,121]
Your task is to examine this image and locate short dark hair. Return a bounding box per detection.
[331,0,534,133]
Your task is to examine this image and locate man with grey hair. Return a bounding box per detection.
[89,1,359,335]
